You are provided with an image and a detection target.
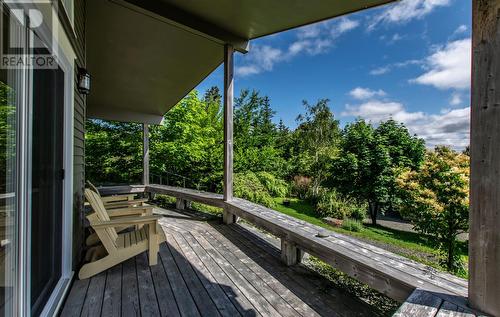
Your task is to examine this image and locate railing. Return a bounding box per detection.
[150,171,191,188]
[95,184,476,316]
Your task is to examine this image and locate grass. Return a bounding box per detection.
[272,197,468,277]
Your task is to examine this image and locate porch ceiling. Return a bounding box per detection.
[86,0,395,124]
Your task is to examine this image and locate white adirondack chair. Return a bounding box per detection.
[85,185,154,246]
[87,181,148,209]
[79,189,166,279]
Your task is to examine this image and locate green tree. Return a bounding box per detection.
[150,90,223,191]
[397,146,469,272]
[233,89,288,176]
[331,119,425,224]
[330,120,392,225]
[0,82,16,192]
[294,99,340,195]
[375,119,425,214]
[85,120,143,184]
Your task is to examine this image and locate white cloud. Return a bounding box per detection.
[449,92,462,106]
[235,45,284,76]
[342,90,470,149]
[235,65,260,77]
[369,59,422,76]
[370,66,391,75]
[369,0,451,30]
[411,38,471,90]
[349,87,386,100]
[410,107,470,148]
[333,17,360,37]
[236,17,359,77]
[451,25,468,38]
[343,100,425,124]
[388,33,405,44]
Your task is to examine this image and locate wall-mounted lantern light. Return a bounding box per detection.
[77,67,91,95]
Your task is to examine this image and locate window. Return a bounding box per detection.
[60,0,73,26]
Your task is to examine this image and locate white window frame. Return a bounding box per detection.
[12,2,76,316]
[60,0,74,27]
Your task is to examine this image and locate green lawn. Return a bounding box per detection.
[272,197,468,277]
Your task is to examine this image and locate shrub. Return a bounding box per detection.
[234,172,276,208]
[291,175,312,199]
[255,172,289,198]
[154,194,176,206]
[349,205,367,221]
[341,219,363,232]
[191,202,223,216]
[312,188,366,220]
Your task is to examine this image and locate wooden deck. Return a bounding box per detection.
[61,208,378,317]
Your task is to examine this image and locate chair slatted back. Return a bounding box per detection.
[86,213,118,254]
[87,181,102,198]
[84,189,119,245]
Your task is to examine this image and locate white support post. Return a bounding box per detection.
[143,123,150,185]
[469,1,500,316]
[223,44,237,224]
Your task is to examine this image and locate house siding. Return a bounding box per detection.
[72,0,86,270]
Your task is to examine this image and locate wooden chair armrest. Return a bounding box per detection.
[106,205,153,216]
[104,198,149,207]
[100,194,136,203]
[107,209,145,217]
[92,215,162,229]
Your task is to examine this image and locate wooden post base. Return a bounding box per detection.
[281,239,303,266]
[223,206,238,224]
[175,198,191,210]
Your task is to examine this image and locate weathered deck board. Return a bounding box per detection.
[62,207,379,316]
[181,232,261,317]
[121,257,141,317]
[60,278,90,316]
[158,242,201,317]
[215,223,367,316]
[136,252,161,317]
[171,233,241,317]
[80,272,106,317]
[149,249,181,317]
[101,264,122,317]
[166,233,221,317]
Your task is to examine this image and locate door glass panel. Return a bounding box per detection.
[30,61,64,317]
[0,3,23,316]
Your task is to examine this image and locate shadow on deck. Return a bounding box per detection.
[60,207,378,317]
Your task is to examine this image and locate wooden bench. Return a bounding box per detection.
[394,289,477,317]
[146,184,225,209]
[100,185,476,314]
[224,198,468,302]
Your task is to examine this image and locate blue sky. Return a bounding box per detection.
[196,0,471,149]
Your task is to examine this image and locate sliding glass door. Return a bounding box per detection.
[0,2,71,315]
[30,65,64,317]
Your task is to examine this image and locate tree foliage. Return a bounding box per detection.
[85,120,143,184]
[396,146,469,272]
[330,119,425,224]
[294,99,340,195]
[0,81,16,192]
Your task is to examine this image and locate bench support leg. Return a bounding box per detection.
[223,206,238,224]
[175,198,191,210]
[281,239,303,266]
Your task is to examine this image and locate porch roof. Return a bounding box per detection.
[86,0,395,124]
